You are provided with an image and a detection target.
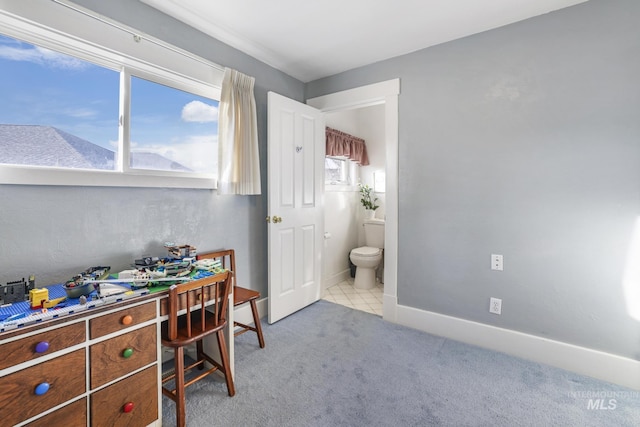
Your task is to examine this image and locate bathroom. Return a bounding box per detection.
[322,104,386,315]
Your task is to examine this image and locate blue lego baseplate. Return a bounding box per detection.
[0,268,224,332]
[0,284,70,318]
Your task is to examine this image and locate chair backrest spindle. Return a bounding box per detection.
[194,249,235,323]
[165,270,231,343]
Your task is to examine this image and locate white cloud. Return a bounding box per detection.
[181,101,218,123]
[133,135,218,173]
[0,44,89,70]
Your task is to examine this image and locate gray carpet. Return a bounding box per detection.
[162,300,640,426]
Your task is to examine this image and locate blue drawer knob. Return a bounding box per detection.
[35,382,50,396]
[34,341,50,354]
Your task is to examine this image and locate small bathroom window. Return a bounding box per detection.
[325,156,352,185]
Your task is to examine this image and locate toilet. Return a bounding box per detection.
[349,218,385,290]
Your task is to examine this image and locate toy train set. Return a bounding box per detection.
[0,243,226,332]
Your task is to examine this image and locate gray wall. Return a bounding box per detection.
[307,0,640,360]
[0,0,304,296]
[2,0,638,362]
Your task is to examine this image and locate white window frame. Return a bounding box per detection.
[325,156,358,192]
[0,0,224,189]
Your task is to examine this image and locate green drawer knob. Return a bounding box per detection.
[122,348,134,358]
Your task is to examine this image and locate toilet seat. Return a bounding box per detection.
[350,246,381,258]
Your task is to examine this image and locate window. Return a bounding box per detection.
[325,156,356,187]
[129,76,218,174]
[0,35,120,171]
[0,1,223,188]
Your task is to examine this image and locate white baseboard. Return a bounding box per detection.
[232,295,639,390]
[322,269,352,291]
[393,303,640,390]
[382,292,398,321]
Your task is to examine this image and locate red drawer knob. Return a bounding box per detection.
[121,314,133,325]
[123,402,134,413]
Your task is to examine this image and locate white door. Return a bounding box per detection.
[267,92,324,324]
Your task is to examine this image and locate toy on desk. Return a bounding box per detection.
[95,283,132,297]
[134,258,193,279]
[63,266,110,298]
[134,256,160,269]
[193,258,224,273]
[131,247,196,284]
[29,288,67,309]
[2,279,27,304]
[87,272,191,297]
[158,260,193,277]
[90,276,191,287]
[29,288,48,308]
[116,269,154,289]
[1,275,36,305]
[164,242,197,259]
[43,296,66,308]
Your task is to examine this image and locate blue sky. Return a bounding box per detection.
[0,34,219,172]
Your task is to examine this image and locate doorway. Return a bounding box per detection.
[321,103,385,316]
[307,78,400,322]
[323,279,384,315]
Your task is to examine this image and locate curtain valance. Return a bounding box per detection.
[325,127,369,166]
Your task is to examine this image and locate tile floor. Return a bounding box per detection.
[322,278,383,316]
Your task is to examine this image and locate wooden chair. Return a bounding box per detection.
[161,269,235,427]
[197,250,265,349]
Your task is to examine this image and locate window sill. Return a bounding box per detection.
[325,183,357,192]
[0,165,216,189]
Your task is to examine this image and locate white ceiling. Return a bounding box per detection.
[141,0,588,83]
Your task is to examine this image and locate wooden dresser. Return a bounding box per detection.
[0,297,161,427]
[0,276,235,427]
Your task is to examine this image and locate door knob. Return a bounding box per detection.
[266,216,271,223]
[273,216,282,223]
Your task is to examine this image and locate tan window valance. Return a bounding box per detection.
[325,127,369,166]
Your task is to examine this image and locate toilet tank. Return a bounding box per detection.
[364,219,385,248]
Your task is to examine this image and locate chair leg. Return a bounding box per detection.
[216,329,236,396]
[249,299,266,348]
[196,340,204,369]
[174,347,187,427]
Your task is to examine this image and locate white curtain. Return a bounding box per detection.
[218,68,261,195]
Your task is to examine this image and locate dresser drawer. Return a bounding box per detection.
[0,349,85,426]
[90,324,156,389]
[0,322,85,370]
[26,397,87,427]
[90,301,156,339]
[90,365,158,427]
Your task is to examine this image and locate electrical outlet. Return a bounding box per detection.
[491,254,503,271]
[489,297,502,315]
